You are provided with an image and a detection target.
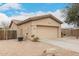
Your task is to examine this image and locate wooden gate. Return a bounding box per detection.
[0,29,5,40]
[0,29,17,40]
[7,30,17,39]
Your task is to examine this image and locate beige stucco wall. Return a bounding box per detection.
[32,18,60,26]
[18,22,32,39]
[10,21,33,39]
[10,22,18,30]
[31,18,61,38]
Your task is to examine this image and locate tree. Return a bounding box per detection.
[64,3,79,39]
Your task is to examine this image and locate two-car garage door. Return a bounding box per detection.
[37,26,59,39]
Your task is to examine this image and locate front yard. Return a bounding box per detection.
[0,39,78,56]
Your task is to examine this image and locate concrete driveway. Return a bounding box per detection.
[40,38,79,53]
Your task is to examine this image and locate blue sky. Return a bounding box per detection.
[0,3,68,16]
[21,3,67,12]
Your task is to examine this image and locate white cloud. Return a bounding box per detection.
[52,10,65,22]
[61,22,74,28]
[0,13,11,27]
[0,3,21,11]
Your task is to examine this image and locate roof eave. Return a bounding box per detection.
[16,14,63,25]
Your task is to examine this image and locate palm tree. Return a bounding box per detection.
[64,3,79,39]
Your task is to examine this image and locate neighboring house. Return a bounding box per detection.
[9,14,62,40]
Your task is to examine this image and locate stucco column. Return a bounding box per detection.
[31,25,37,37]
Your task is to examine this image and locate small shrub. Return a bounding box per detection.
[32,37,39,42]
[31,35,35,37]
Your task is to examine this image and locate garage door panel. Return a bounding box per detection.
[37,26,58,39]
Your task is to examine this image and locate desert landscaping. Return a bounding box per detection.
[0,39,78,56]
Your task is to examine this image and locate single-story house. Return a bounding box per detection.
[9,14,62,40]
